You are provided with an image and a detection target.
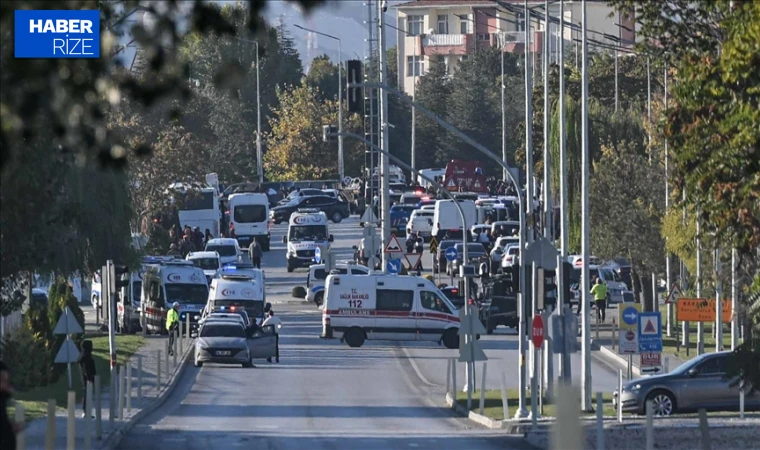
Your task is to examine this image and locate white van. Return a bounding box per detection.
[142,260,210,334]
[228,193,271,250]
[306,263,370,306]
[206,274,265,325]
[283,210,333,273]
[186,251,221,284]
[406,209,434,239]
[432,199,476,240]
[321,274,460,348]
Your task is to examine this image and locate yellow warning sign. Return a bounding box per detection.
[676,298,732,323]
[429,236,438,255]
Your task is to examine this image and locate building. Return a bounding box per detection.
[393,0,635,94]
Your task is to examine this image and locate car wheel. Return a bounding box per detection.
[442,328,459,349]
[646,390,676,416]
[314,292,324,307]
[287,264,294,273]
[331,212,343,223]
[344,328,365,348]
[194,357,203,368]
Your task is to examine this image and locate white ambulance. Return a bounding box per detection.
[321,274,460,348]
[283,209,333,273]
[205,274,266,325]
[142,260,210,335]
[306,263,370,306]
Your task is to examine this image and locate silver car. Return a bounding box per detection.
[613,351,760,416]
[195,322,252,368]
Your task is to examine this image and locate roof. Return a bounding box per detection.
[187,251,219,259]
[206,238,237,246]
[394,0,497,8]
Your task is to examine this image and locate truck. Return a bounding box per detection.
[443,160,488,194]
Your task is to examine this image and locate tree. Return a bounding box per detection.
[304,55,340,102]
[590,141,666,310]
[414,56,451,168]
[263,84,363,180]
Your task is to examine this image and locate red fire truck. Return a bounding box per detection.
[443,160,488,193]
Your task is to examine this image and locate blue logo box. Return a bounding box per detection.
[15,10,100,58]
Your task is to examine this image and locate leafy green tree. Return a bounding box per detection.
[304,55,340,102]
[414,56,451,168]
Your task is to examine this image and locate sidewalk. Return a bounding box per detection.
[17,332,194,450]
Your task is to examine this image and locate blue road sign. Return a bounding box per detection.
[314,247,322,264]
[622,306,639,326]
[386,259,401,274]
[638,311,662,352]
[445,247,458,262]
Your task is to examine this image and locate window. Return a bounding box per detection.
[458,55,469,63]
[377,289,413,311]
[165,283,209,305]
[314,268,348,280]
[205,245,237,257]
[233,205,267,223]
[176,191,214,211]
[437,14,448,34]
[459,14,472,34]
[697,357,727,375]
[420,291,452,315]
[350,268,369,275]
[200,323,245,338]
[407,55,424,77]
[408,15,423,36]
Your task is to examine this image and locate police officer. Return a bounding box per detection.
[166,302,180,355]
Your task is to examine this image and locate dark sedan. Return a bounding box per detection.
[449,243,489,275]
[270,195,350,224]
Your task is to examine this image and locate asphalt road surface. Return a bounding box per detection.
[115,217,609,449]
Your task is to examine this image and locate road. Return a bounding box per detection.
[116,217,612,449]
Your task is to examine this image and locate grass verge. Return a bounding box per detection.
[10,334,144,421]
[455,389,615,421]
[658,304,733,360]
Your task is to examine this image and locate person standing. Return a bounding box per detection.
[0,361,22,450]
[78,340,96,417]
[590,277,608,323]
[249,238,263,269]
[166,302,180,355]
[261,310,282,363]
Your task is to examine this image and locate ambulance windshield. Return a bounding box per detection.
[289,225,327,242]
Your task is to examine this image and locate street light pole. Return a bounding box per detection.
[256,41,263,184]
[558,0,570,384]
[378,0,391,272]
[294,24,344,180]
[501,42,507,182]
[543,0,551,240]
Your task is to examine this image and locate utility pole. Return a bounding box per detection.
[664,67,672,337]
[501,43,507,182]
[580,0,592,412]
[558,0,570,384]
[524,0,535,245]
[731,248,738,350]
[543,0,552,241]
[255,41,263,184]
[411,23,417,177]
[614,50,618,112]
[378,0,391,271]
[697,217,704,355]
[715,247,723,352]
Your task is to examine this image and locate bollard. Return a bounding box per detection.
[84,382,92,450]
[173,331,178,368]
[645,400,654,450]
[108,370,115,426]
[157,349,162,390]
[740,389,745,419]
[15,402,25,450]
[500,370,509,422]
[137,355,143,400]
[452,360,457,404]
[126,363,132,413]
[118,365,125,420]
[596,392,604,450]
[698,408,711,450]
[549,385,582,450]
[617,369,623,423]
[479,362,487,416]
[164,342,170,381]
[45,399,56,450]
[67,391,76,450]
[664,357,669,374]
[445,359,451,396]
[94,375,102,440]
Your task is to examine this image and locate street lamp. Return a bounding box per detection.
[294,24,345,181]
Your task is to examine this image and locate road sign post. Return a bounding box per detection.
[404,253,422,273]
[53,306,84,390]
[458,304,487,411]
[618,303,641,355]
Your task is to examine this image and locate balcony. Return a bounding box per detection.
[422,33,474,56]
[490,31,541,54]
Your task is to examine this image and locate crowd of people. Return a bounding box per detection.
[165,225,213,258]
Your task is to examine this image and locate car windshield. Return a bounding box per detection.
[456,243,487,256]
[391,206,416,214]
[132,281,142,303]
[200,324,245,338]
[213,300,263,321]
[234,205,267,223]
[191,258,220,270]
[289,225,327,242]
[206,245,237,257]
[165,283,209,304]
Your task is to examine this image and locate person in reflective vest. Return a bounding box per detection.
[590,278,608,323]
[166,302,180,355]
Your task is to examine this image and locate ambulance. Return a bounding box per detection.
[205,274,266,325]
[321,274,460,348]
[142,260,210,334]
[115,259,152,334]
[283,209,333,273]
[306,263,370,306]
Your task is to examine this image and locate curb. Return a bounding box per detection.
[597,345,642,378]
[96,339,195,450]
[445,392,505,429]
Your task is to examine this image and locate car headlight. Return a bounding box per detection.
[628,383,642,393]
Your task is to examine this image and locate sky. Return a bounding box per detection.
[119,1,400,72]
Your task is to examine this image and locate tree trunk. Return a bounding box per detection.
[640,274,655,312]
[631,266,642,305]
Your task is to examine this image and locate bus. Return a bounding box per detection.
[172,185,221,238]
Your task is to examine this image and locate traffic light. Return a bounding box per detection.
[561,261,573,306]
[543,268,558,310]
[346,60,363,113]
[114,265,130,289]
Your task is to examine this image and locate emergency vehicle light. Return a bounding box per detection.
[230,306,236,311]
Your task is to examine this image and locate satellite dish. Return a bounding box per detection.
[427,28,435,35]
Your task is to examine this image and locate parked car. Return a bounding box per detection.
[277,188,324,205]
[449,243,489,275]
[270,195,350,224]
[613,351,760,416]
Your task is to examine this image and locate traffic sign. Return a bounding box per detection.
[429,236,438,255]
[314,247,322,264]
[676,298,732,323]
[531,315,545,349]
[386,258,401,274]
[445,247,458,262]
[53,307,84,335]
[620,329,639,354]
[404,253,422,270]
[54,339,80,364]
[638,311,662,352]
[621,306,639,326]
[665,283,681,304]
[383,234,404,253]
[343,176,352,186]
[640,351,661,368]
[360,208,378,224]
[618,302,640,354]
